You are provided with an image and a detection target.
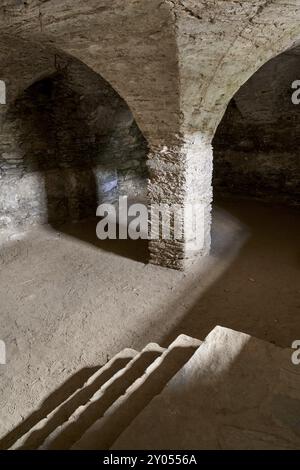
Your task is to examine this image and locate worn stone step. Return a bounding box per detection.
[112,327,300,450]
[72,334,202,450]
[11,348,138,450]
[40,343,165,450]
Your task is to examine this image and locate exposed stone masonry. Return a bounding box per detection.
[0,0,300,268]
[0,57,148,230]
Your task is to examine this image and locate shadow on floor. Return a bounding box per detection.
[1,349,161,450]
[155,199,300,349]
[52,218,149,265]
[0,366,99,450]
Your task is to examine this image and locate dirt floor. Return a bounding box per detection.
[0,199,299,441]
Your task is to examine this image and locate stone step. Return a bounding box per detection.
[112,326,300,450]
[39,343,165,450]
[11,348,138,450]
[72,334,202,450]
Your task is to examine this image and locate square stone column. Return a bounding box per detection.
[147,135,213,270]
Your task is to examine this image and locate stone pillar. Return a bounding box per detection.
[147,135,213,270]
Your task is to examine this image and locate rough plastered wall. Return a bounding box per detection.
[0,0,300,268]
[0,49,148,232]
[213,46,300,207]
[0,0,181,143]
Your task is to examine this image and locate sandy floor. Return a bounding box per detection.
[0,199,299,441]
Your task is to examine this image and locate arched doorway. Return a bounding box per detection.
[213,44,300,207]
[0,52,149,245]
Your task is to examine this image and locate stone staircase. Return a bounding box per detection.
[5,327,300,450]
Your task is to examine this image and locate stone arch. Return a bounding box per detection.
[0,37,149,234]
[178,2,300,138]
[0,1,181,267]
[201,32,300,138]
[170,1,300,268]
[0,0,181,146]
[3,1,300,269]
[213,44,300,205]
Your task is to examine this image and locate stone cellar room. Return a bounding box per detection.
[0,0,300,456]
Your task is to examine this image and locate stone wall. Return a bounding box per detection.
[1,0,300,267]
[0,56,148,231]
[213,46,300,207]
